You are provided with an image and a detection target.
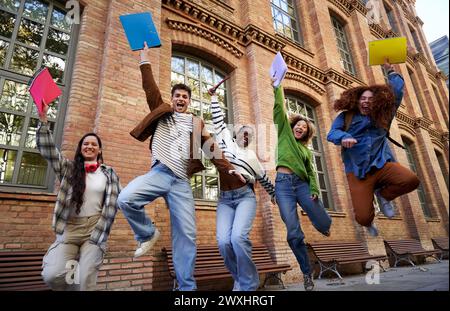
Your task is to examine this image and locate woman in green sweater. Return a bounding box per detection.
[273,83,332,291]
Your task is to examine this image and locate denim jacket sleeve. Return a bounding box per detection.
[327,112,354,145]
[388,71,405,109]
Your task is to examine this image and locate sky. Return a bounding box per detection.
[415,0,449,43]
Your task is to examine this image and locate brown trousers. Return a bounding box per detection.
[346,162,420,227]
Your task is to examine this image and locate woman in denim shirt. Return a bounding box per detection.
[327,61,419,237]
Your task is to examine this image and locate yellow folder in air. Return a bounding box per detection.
[368,37,407,66]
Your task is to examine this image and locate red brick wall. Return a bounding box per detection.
[0,0,448,290]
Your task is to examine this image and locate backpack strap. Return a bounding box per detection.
[343,111,405,149]
[387,131,406,149]
[344,111,354,132]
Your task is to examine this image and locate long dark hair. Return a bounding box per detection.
[333,85,395,129]
[68,133,103,214]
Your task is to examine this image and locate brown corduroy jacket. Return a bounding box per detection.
[130,63,237,180]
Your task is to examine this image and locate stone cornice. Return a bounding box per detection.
[400,2,418,25]
[435,71,449,81]
[429,128,445,149]
[406,53,415,68]
[415,16,424,26]
[396,110,416,127]
[427,72,438,84]
[281,51,325,83]
[324,68,362,88]
[349,0,368,15]
[327,0,352,17]
[407,50,434,71]
[396,111,449,144]
[412,52,429,67]
[414,116,433,130]
[243,25,285,51]
[163,0,245,43]
[386,30,400,38]
[369,23,388,39]
[285,72,326,95]
[274,33,315,58]
[166,18,244,58]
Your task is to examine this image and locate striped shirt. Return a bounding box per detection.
[151,111,193,180]
[37,122,121,245]
[211,96,275,198]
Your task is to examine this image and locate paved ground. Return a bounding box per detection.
[261,260,449,291]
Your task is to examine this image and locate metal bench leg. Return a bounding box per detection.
[262,272,286,289]
[378,260,387,272]
[317,262,342,279]
[427,254,441,263]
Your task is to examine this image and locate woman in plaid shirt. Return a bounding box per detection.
[37,102,121,291]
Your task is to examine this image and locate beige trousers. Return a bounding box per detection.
[41,215,105,291]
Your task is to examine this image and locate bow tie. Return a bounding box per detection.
[85,163,99,173]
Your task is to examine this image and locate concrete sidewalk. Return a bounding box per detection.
[261,260,449,291]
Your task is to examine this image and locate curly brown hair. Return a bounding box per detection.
[289,114,315,145]
[333,85,396,129]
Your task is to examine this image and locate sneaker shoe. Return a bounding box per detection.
[134,228,160,258]
[366,223,379,237]
[303,274,314,291]
[374,189,395,218]
[322,230,331,237]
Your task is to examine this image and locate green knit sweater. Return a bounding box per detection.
[273,85,319,196]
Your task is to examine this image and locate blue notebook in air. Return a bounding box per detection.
[120,12,161,51]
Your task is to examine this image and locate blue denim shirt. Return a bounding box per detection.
[327,72,404,179]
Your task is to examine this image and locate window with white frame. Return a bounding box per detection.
[0,0,76,189]
[171,54,230,201]
[270,0,302,44]
[285,96,334,210]
[331,15,356,76]
[403,138,433,218]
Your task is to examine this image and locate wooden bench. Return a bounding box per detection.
[384,239,441,267]
[431,237,449,260]
[162,244,292,290]
[0,251,49,291]
[307,240,388,279]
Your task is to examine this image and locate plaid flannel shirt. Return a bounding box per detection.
[37,122,121,245]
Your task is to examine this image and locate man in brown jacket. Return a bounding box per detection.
[117,42,243,291]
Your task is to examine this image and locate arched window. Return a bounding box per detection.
[285,96,334,210]
[403,138,433,218]
[435,149,449,188]
[270,0,302,44]
[330,15,356,76]
[0,0,77,189]
[171,54,230,201]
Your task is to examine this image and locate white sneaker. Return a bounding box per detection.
[134,228,160,258]
[366,223,379,237]
[375,189,395,218]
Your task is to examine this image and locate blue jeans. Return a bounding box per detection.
[275,172,332,276]
[216,185,259,291]
[117,162,196,291]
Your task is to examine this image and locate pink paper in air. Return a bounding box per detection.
[29,68,62,114]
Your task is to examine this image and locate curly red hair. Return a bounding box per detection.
[333,85,396,129]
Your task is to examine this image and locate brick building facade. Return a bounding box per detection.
[0,0,448,290]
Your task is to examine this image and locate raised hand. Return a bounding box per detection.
[383,58,394,73]
[140,41,150,63]
[38,99,49,123]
